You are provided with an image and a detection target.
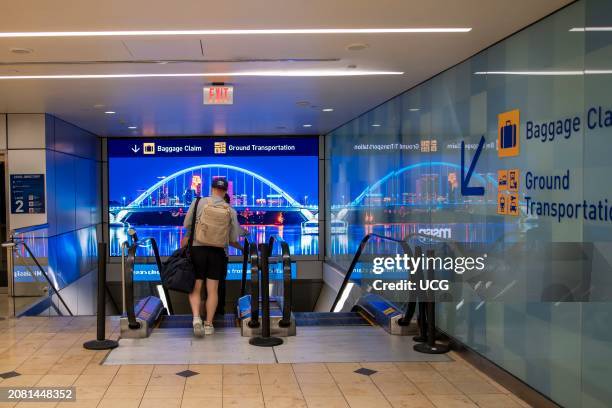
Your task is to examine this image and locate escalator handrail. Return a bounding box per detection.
[240,237,251,298]
[248,242,260,328]
[267,235,292,327]
[11,240,74,316]
[123,236,171,329]
[329,233,416,324]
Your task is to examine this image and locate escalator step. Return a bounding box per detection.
[158,314,237,329]
[293,312,371,327]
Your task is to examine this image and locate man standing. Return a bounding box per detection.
[182,178,243,337]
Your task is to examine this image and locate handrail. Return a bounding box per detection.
[12,223,49,234]
[240,237,251,298]
[123,236,171,329]
[267,235,292,327]
[329,233,415,325]
[248,242,260,328]
[10,240,74,316]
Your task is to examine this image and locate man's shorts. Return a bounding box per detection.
[190,246,227,281]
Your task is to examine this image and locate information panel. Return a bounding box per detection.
[10,174,45,214]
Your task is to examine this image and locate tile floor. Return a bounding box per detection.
[105,326,451,365]
[0,316,532,408]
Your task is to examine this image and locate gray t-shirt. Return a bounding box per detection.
[183,196,243,246]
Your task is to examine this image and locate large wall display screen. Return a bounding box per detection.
[108,137,319,257]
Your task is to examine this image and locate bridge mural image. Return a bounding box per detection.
[109,163,319,257]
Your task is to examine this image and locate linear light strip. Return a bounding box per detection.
[474,70,612,76]
[0,28,472,38]
[569,27,612,32]
[0,70,404,79]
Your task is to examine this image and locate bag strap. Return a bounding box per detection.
[188,196,201,251]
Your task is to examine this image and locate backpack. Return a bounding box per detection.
[195,197,231,248]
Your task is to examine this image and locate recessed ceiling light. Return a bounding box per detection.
[10,47,33,54]
[93,104,105,109]
[0,70,404,80]
[104,111,116,114]
[128,126,137,129]
[0,28,472,38]
[346,43,369,51]
[409,108,420,112]
[322,108,334,112]
[303,124,313,128]
[371,124,381,127]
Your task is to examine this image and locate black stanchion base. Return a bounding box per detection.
[413,342,450,354]
[83,339,119,350]
[413,335,427,343]
[249,337,283,347]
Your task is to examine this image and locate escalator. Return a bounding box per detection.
[120,231,419,340]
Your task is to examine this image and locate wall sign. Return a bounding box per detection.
[10,174,45,214]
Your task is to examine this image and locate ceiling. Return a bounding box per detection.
[0,0,572,137]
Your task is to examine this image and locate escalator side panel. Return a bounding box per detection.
[355,293,417,335]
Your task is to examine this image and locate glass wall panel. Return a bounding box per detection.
[326,1,612,406]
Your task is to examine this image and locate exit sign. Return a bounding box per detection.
[203,85,234,105]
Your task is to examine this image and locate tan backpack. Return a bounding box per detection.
[195,197,231,248]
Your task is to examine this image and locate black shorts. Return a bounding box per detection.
[190,246,227,281]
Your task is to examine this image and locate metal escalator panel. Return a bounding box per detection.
[158,314,238,329]
[294,312,370,327]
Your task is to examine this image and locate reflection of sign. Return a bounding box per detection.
[498,170,508,190]
[498,109,520,157]
[214,142,227,154]
[497,193,507,215]
[10,174,45,214]
[420,139,438,152]
[143,142,155,155]
[508,169,519,191]
[461,136,485,196]
[508,193,519,216]
[203,85,234,105]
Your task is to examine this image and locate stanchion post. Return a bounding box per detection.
[84,242,119,350]
[413,249,449,354]
[249,243,283,347]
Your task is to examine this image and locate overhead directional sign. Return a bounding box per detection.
[461,136,485,196]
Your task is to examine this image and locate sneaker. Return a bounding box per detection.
[193,321,205,338]
[204,322,214,336]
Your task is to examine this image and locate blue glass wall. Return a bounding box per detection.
[325,1,612,406]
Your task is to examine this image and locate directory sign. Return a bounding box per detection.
[10,174,45,214]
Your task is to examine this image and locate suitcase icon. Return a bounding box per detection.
[500,120,516,149]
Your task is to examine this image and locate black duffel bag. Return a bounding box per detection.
[160,197,200,293]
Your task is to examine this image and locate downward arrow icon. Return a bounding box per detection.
[131,145,141,153]
[461,136,485,196]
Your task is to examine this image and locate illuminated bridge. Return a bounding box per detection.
[110,164,316,224]
[333,161,498,220]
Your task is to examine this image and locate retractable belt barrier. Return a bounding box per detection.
[243,235,296,346]
[412,247,449,354]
